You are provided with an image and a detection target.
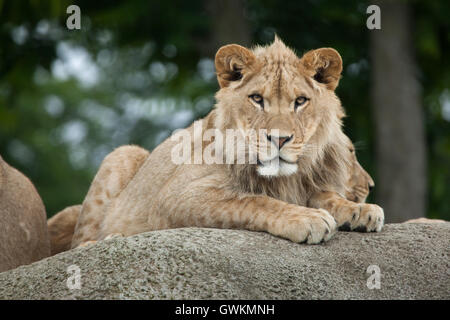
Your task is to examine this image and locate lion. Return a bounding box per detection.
[58,38,385,249]
[0,155,50,272]
[48,138,374,253]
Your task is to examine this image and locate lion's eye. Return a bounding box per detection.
[249,94,264,108]
[294,96,309,111]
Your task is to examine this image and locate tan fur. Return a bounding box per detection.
[48,103,375,252]
[71,145,150,248]
[47,205,81,255]
[50,137,374,253]
[69,38,384,248]
[0,155,50,272]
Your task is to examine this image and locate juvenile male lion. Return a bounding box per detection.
[48,138,374,253]
[0,155,50,272]
[71,38,384,248]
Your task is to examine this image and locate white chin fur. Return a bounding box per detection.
[257,159,298,177]
[279,161,298,176]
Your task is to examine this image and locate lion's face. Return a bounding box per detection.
[214,38,344,177]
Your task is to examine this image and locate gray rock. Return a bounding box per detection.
[0,223,449,299]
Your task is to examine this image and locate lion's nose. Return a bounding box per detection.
[266,134,293,149]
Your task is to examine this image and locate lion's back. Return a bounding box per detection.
[0,157,50,272]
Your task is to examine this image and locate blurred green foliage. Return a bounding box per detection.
[0,0,449,219]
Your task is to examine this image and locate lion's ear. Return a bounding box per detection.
[299,48,343,90]
[215,44,256,88]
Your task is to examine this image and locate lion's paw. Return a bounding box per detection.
[274,208,337,244]
[337,203,384,232]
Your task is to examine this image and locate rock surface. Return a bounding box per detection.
[0,223,449,299]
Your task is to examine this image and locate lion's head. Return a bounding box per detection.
[213,37,347,179]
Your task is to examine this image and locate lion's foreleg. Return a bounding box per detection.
[155,186,337,244]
